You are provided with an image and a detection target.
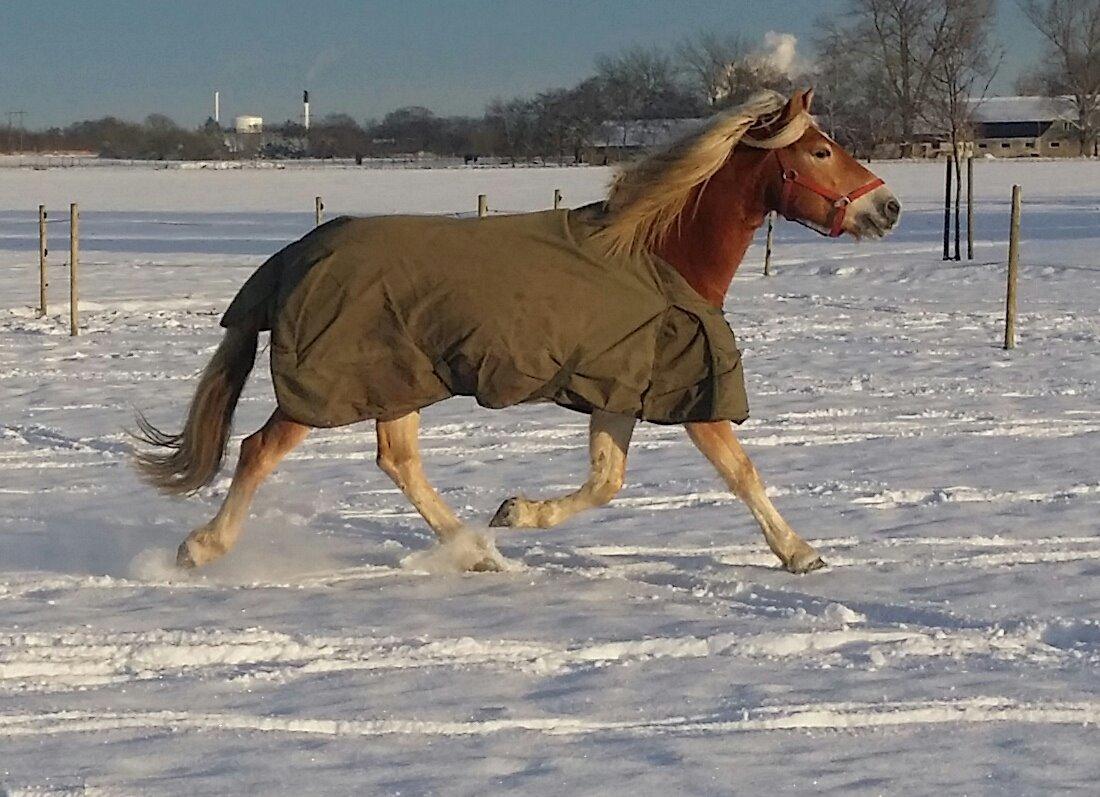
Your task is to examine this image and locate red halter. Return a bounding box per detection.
[774,149,885,237]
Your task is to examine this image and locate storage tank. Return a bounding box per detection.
[234,115,263,134]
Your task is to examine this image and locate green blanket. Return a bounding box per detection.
[221,209,748,426]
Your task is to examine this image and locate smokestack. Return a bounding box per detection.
[303,90,310,131]
[214,91,220,124]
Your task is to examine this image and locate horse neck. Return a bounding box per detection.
[654,151,771,307]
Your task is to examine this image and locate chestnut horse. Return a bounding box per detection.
[134,89,899,574]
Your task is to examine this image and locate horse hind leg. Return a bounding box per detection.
[376,411,501,571]
[490,410,635,529]
[177,409,310,568]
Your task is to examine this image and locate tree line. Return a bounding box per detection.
[4,0,1097,161]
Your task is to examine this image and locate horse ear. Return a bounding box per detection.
[780,88,814,121]
[777,94,799,122]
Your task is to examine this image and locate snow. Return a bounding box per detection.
[1,159,1099,795]
[969,95,1078,124]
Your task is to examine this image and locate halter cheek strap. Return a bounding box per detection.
[773,149,885,238]
[742,111,885,238]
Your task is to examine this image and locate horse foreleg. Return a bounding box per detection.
[686,420,825,574]
[490,410,635,529]
[177,409,310,568]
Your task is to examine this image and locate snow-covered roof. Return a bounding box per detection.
[605,98,1078,147]
[968,96,1076,124]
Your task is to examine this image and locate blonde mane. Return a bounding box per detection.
[596,91,789,256]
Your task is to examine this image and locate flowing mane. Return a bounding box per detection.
[596,91,789,256]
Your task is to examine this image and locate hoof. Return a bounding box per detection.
[469,556,504,573]
[489,497,521,528]
[786,554,827,574]
[176,541,197,569]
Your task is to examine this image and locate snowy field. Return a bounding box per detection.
[1,159,1098,795]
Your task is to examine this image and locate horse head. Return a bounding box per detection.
[740,89,901,240]
[603,89,902,305]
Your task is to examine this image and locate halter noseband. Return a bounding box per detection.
[742,112,885,238]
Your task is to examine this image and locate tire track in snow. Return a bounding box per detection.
[2,697,1098,739]
[3,411,1096,475]
[410,413,1100,454]
[580,534,1100,571]
[555,540,1100,646]
[3,534,1096,608]
[332,476,1100,523]
[851,482,1100,509]
[1,619,1089,694]
[281,412,1100,465]
[0,563,408,603]
[582,534,1100,558]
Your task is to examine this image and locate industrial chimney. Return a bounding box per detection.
[214,90,220,124]
[303,90,310,131]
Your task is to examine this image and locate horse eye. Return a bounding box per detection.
[814,148,832,159]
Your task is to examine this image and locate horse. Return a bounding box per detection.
[133,88,900,575]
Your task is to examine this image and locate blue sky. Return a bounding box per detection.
[1,1,1038,128]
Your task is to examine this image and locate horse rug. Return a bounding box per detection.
[220,209,749,427]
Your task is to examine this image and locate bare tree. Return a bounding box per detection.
[814,19,906,154]
[596,46,696,133]
[533,89,576,164]
[485,97,538,164]
[558,78,608,162]
[677,33,750,106]
[1021,0,1100,155]
[922,0,1000,259]
[678,31,796,109]
[838,0,957,140]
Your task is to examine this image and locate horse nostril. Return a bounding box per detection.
[884,198,901,220]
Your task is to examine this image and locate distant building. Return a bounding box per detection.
[910,96,1082,158]
[971,96,1081,157]
[586,97,1087,164]
[584,118,704,164]
[234,115,264,135]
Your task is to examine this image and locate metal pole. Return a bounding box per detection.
[553,188,562,209]
[966,154,974,260]
[69,203,79,337]
[477,194,488,218]
[763,212,775,276]
[1004,185,1021,350]
[38,205,47,317]
[942,156,952,260]
[315,196,323,226]
[953,152,961,261]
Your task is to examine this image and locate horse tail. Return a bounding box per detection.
[131,326,259,495]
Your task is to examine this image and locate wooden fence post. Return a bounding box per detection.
[763,212,775,276]
[315,196,323,226]
[553,188,562,209]
[1004,185,1021,350]
[69,203,79,337]
[38,205,47,317]
[966,153,974,260]
[942,156,952,261]
[477,194,488,218]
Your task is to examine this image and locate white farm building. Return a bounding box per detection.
[912,96,1086,158]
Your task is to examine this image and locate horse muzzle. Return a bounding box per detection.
[848,186,901,239]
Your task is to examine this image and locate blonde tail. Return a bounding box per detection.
[132,327,258,495]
